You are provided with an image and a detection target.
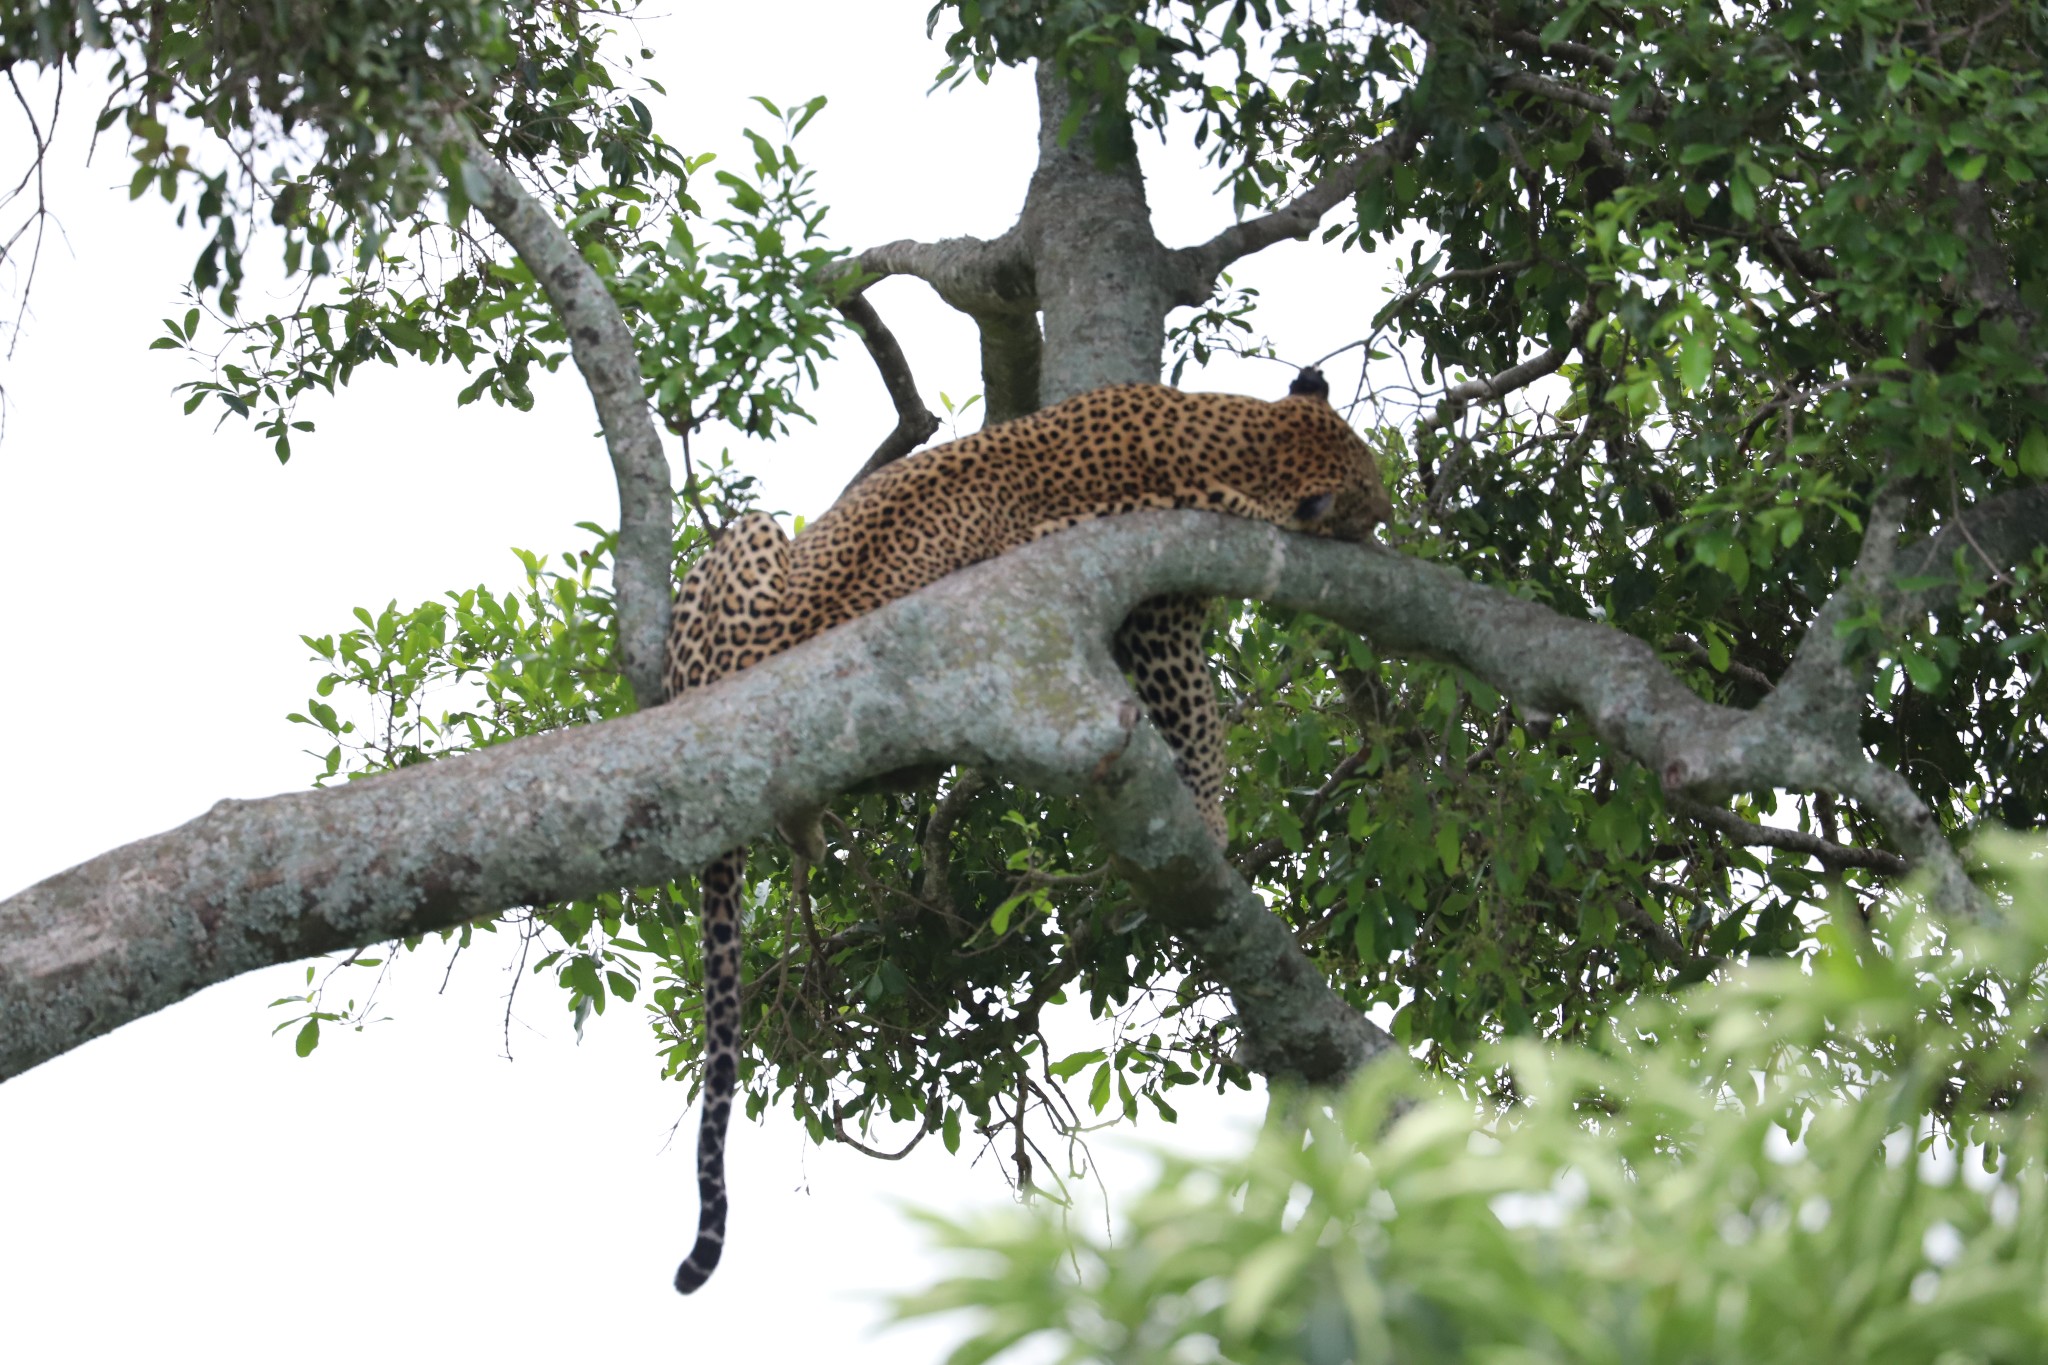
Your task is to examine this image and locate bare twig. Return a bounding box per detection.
[1427,304,1594,428]
[1169,128,1415,306]
[837,290,941,492]
[675,423,718,539]
[830,1104,926,1160]
[1665,794,1909,875]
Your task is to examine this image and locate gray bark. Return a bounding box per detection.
[418,117,674,710]
[847,59,1397,421]
[1017,66,1176,402]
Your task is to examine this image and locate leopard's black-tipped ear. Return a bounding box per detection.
[1288,366,1330,400]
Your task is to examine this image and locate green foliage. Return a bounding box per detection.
[260,2,2048,1182]
[918,0,2048,1101]
[9,0,581,312]
[8,3,846,462]
[178,93,844,463]
[900,839,2048,1364]
[287,521,637,782]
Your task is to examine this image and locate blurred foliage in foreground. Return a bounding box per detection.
[900,838,2048,1365]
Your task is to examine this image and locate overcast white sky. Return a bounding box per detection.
[0,3,1394,1359]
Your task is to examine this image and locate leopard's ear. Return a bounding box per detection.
[1287,366,1330,401]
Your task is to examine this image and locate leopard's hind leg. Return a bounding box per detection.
[1113,594,1229,847]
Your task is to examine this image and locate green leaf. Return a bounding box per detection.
[2019,429,2048,479]
[988,891,1029,937]
[294,1018,320,1057]
[1435,819,1462,876]
[1049,1048,1106,1080]
[1679,332,1713,393]
[1902,651,1941,693]
[1227,1236,1314,1336]
[458,161,496,211]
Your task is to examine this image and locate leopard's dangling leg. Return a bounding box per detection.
[664,511,795,1295]
[1113,594,1229,847]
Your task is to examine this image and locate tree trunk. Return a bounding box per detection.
[1015,64,1178,402]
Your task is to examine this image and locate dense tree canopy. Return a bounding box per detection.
[4,0,2048,1340]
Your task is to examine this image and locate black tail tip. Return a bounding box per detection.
[1288,366,1330,400]
[673,1237,722,1295]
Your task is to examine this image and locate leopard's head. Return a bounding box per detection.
[1270,367,1392,542]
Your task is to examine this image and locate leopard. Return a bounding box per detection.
[662,367,1390,1293]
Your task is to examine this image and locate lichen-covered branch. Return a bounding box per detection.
[852,233,1044,417]
[1085,729,1399,1083]
[419,115,673,709]
[854,235,1036,318]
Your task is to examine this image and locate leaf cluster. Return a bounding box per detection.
[901,837,2048,1365]
[8,4,850,462]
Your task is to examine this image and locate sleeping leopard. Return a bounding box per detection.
[663,368,1390,1293]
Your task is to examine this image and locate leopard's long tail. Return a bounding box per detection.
[674,847,747,1294]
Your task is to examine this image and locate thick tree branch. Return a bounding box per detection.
[417,115,673,710]
[851,233,1044,419]
[855,235,1036,319]
[1952,176,2041,359]
[1085,726,1399,1083]
[14,494,2042,1081]
[5,516,1396,1084]
[836,291,941,491]
[975,311,1046,424]
[1015,65,1172,404]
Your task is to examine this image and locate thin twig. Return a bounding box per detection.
[1666,794,1909,875]
[837,291,941,492]
[830,1104,927,1160]
[1426,304,1594,429]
